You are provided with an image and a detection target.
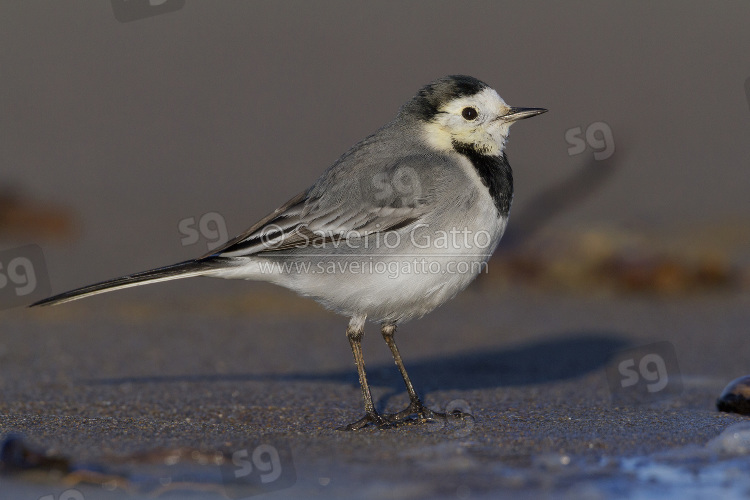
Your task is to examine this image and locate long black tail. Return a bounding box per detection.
[30,258,229,307]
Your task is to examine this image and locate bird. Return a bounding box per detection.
[30,75,546,430]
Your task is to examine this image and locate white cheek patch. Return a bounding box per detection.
[421,87,512,154]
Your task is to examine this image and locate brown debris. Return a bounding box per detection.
[483,228,741,295]
[0,188,76,240]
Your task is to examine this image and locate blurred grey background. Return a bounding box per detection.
[1,1,749,296]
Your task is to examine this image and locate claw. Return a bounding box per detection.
[338,403,471,430]
[337,411,394,431]
[386,400,459,425]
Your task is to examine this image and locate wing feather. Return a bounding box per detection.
[202,151,455,259]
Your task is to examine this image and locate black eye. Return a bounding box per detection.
[461,107,478,120]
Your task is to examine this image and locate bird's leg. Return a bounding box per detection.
[339,316,392,431]
[380,324,445,424]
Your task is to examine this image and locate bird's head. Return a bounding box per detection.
[401,75,546,156]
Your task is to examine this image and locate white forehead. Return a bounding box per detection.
[439,87,509,115]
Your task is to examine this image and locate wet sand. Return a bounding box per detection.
[2,285,749,498]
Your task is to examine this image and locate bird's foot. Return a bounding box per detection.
[337,410,395,431]
[385,399,468,425]
[337,402,472,430]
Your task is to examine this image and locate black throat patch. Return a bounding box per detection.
[452,140,513,217]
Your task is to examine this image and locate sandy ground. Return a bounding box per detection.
[2,283,749,499]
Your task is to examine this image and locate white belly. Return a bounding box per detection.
[214,210,507,324]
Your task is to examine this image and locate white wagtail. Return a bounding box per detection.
[32,75,546,430]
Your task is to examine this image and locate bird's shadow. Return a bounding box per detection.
[83,331,630,410]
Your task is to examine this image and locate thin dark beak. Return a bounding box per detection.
[501,107,548,122]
